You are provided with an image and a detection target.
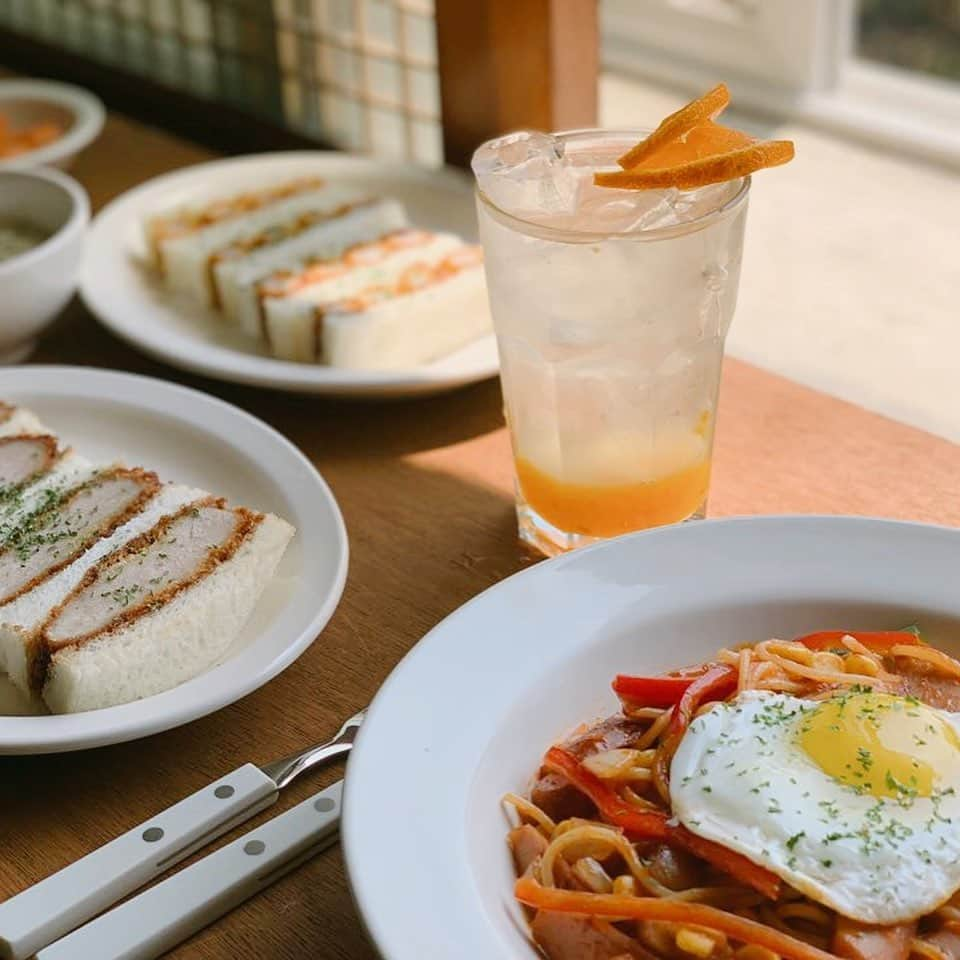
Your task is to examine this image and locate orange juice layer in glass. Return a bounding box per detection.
[512,418,712,540]
[515,456,711,538]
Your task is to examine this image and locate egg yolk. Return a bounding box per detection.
[799,692,960,800]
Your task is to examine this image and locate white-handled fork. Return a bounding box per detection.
[0,710,364,960]
[37,779,345,960]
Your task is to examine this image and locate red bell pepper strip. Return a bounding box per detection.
[668,824,781,901]
[666,664,738,742]
[648,666,738,810]
[542,745,781,900]
[795,630,921,652]
[612,674,700,707]
[543,746,670,839]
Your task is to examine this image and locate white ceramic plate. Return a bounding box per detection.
[343,515,960,959]
[80,152,499,398]
[0,366,348,754]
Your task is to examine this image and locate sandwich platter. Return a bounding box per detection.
[0,367,348,754]
[80,151,500,398]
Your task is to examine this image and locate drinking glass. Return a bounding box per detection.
[472,129,750,556]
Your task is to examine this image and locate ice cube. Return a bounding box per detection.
[471,130,564,176]
[471,131,581,219]
[568,183,683,233]
[473,132,744,233]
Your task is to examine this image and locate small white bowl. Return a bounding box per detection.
[0,79,105,171]
[0,167,90,363]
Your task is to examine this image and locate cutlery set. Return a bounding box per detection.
[0,710,364,960]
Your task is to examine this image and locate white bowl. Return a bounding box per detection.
[0,167,89,362]
[343,515,960,960]
[0,79,105,171]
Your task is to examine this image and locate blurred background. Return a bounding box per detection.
[2,1,956,161]
[1,0,958,435]
[860,0,959,80]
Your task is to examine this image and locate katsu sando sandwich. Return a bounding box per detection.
[0,474,293,712]
[215,198,407,336]
[259,230,490,368]
[0,403,297,714]
[258,229,463,360]
[32,498,293,714]
[146,178,372,306]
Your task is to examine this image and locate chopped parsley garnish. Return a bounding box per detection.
[786,831,805,850]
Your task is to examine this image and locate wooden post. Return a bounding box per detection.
[435,0,598,168]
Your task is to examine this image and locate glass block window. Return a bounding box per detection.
[0,0,443,165]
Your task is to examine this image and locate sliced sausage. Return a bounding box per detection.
[532,912,654,960]
[833,917,915,960]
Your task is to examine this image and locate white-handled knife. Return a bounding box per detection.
[0,711,363,960]
[36,780,344,960]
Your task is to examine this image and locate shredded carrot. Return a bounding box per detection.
[514,877,838,960]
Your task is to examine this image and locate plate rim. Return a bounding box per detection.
[342,513,960,959]
[0,365,349,753]
[79,150,499,397]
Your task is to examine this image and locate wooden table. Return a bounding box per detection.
[3,109,960,960]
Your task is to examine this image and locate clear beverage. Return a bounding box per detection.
[472,129,750,556]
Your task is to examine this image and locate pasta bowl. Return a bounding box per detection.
[342,515,960,959]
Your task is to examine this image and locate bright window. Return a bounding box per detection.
[601,0,960,166]
[858,0,960,83]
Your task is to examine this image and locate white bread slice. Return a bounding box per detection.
[143,176,325,269]
[204,185,374,312]
[216,199,407,337]
[0,481,204,692]
[262,231,463,362]
[0,403,50,438]
[39,500,294,714]
[151,182,368,306]
[321,253,490,369]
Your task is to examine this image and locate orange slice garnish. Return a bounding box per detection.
[627,120,754,167]
[595,138,795,190]
[617,83,730,170]
[599,84,795,192]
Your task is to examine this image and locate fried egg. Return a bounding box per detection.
[670,689,960,923]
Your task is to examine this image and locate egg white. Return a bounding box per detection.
[670,690,960,924]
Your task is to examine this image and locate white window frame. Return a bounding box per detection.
[601,0,960,168]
